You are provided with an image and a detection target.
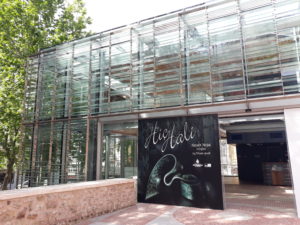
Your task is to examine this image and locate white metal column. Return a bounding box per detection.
[284,108,300,218]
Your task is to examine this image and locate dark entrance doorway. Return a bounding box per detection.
[220,114,290,184]
[236,142,290,185]
[219,114,295,213]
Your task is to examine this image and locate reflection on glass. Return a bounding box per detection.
[72,42,90,116]
[242,5,283,97]
[22,0,300,186]
[102,122,138,179]
[132,22,155,109]
[182,9,212,104]
[210,14,245,101]
[110,41,131,112]
[26,0,300,119]
[24,58,38,122]
[67,120,87,183]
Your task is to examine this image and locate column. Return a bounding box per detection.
[284,108,300,218]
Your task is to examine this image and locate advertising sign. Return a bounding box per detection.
[138,115,223,209]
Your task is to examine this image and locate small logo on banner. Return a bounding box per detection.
[193,159,203,168]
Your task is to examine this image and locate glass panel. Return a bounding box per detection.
[110,41,131,112]
[242,6,283,97]
[39,52,56,120]
[71,42,90,116]
[278,28,300,94]
[27,1,300,124]
[24,57,38,122]
[132,22,155,109]
[90,47,100,114]
[207,0,237,20]
[20,126,33,187]
[50,122,64,185]
[154,15,182,107]
[209,15,245,101]
[182,8,212,104]
[91,45,109,114]
[23,123,65,187]
[55,45,72,118]
[66,120,87,183]
[240,0,272,11]
[220,139,238,176]
[34,123,51,187]
[87,119,98,180]
[111,28,130,45]
[276,0,300,94]
[102,121,137,179]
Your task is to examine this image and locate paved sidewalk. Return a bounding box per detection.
[77,184,300,225]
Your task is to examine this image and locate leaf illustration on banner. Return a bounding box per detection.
[146,154,179,199]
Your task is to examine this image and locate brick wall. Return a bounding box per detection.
[0,179,136,225]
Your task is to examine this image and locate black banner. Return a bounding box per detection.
[138,115,223,210]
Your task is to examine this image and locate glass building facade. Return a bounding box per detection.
[20,0,300,187]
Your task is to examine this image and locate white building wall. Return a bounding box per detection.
[284,108,300,218]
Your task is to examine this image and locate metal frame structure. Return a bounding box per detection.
[19,0,300,187]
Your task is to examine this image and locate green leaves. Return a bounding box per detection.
[0,0,91,189]
[0,0,91,58]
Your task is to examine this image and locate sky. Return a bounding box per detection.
[83,0,204,32]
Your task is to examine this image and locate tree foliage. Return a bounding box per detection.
[0,0,91,190]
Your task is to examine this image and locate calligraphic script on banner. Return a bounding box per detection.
[138,115,224,210]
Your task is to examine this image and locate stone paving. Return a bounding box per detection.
[76,184,300,225]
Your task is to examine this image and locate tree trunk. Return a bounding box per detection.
[2,161,14,190]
